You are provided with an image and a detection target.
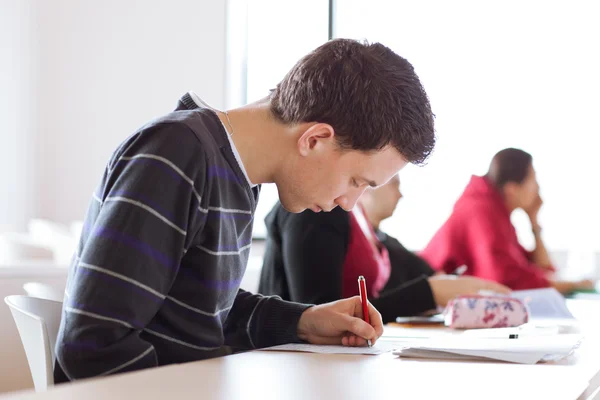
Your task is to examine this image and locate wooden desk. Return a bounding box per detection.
[2,300,599,400]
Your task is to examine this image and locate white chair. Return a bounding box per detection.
[4,295,63,391]
[23,282,63,302]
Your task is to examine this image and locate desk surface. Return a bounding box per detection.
[2,300,599,400]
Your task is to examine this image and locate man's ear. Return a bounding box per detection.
[297,123,335,156]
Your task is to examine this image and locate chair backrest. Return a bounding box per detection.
[4,295,63,391]
[23,282,63,302]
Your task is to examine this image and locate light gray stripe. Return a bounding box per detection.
[79,261,227,319]
[65,307,133,329]
[198,205,209,213]
[208,206,252,214]
[143,329,221,351]
[197,243,252,256]
[78,262,165,299]
[119,154,203,204]
[166,296,232,317]
[92,193,103,204]
[99,346,154,377]
[104,196,186,235]
[246,297,266,349]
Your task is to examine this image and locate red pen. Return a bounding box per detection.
[357,275,372,347]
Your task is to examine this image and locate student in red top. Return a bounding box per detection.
[421,148,595,294]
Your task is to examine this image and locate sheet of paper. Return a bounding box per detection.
[511,288,575,319]
[259,342,395,355]
[395,348,547,364]
[392,334,582,364]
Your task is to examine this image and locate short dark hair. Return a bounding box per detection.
[269,39,435,165]
[486,148,533,188]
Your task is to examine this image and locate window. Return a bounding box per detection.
[234,1,600,277]
[242,0,329,237]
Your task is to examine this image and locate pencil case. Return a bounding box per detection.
[444,295,529,329]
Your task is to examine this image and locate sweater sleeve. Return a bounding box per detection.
[465,208,550,290]
[279,208,350,304]
[371,276,437,323]
[379,232,436,283]
[223,289,311,349]
[56,122,209,380]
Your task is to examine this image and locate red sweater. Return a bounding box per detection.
[420,176,552,290]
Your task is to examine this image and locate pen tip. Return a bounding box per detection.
[367,340,372,348]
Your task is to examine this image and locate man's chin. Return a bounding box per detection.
[279,202,307,214]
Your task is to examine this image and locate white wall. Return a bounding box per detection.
[1,0,227,229]
[0,0,35,232]
[0,0,228,394]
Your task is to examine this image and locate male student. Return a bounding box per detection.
[421,148,595,293]
[258,175,508,323]
[54,38,436,382]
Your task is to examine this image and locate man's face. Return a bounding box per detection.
[515,164,540,210]
[277,141,407,213]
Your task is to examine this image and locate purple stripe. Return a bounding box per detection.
[194,278,242,290]
[91,226,179,270]
[62,340,105,352]
[207,165,243,185]
[73,267,163,304]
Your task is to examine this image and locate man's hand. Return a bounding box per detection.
[297,296,384,347]
[428,275,511,307]
[525,193,544,227]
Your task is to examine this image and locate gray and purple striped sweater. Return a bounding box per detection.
[54,93,309,382]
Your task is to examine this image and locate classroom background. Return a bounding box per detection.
[1,0,599,395]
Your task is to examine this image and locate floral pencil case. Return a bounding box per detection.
[444,295,529,329]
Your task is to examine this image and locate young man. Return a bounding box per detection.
[55,39,435,382]
[421,148,595,293]
[258,175,508,323]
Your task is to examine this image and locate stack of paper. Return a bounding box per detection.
[393,334,583,364]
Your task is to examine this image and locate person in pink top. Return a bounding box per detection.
[421,148,595,294]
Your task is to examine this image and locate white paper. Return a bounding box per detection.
[392,334,582,364]
[259,342,395,355]
[395,348,547,364]
[511,288,575,319]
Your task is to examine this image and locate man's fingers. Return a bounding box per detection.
[340,314,377,343]
[367,303,384,338]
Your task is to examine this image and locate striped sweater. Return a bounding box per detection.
[54,93,309,382]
